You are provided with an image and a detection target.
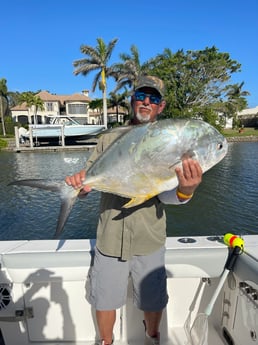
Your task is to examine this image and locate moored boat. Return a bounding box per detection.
[21,115,106,145]
[0,234,257,344]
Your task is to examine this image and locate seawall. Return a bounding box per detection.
[226,136,258,142]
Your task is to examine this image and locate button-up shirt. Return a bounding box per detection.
[85,127,184,260]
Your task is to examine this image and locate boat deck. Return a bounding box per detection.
[0,236,257,345]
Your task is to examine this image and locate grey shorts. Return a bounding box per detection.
[87,246,168,311]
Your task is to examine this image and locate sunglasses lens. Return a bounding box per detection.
[135,92,161,104]
[150,95,161,104]
[135,92,145,101]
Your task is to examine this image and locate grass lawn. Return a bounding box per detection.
[222,127,258,137]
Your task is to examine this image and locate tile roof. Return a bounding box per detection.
[11,90,91,110]
[36,91,91,104]
[11,102,27,111]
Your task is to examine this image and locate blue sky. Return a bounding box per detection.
[1,0,258,108]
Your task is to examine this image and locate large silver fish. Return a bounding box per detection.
[10,119,228,238]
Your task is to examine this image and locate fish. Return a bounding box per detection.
[9,119,228,238]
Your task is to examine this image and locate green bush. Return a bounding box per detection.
[0,116,22,136]
[0,138,8,149]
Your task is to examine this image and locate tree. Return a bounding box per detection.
[6,91,21,108]
[222,82,250,128]
[112,44,148,92]
[108,91,130,123]
[18,92,44,124]
[73,37,118,129]
[0,78,9,136]
[89,98,103,111]
[145,46,246,122]
[89,98,103,124]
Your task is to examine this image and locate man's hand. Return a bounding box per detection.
[65,169,92,196]
[175,158,202,196]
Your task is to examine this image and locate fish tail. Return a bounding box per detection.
[54,191,79,238]
[9,179,81,238]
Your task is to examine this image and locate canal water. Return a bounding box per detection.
[0,142,257,240]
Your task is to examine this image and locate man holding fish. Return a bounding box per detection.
[66,76,203,345]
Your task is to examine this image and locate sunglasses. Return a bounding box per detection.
[134,91,162,105]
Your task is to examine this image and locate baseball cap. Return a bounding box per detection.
[134,75,165,97]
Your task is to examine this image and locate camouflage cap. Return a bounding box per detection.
[134,75,165,97]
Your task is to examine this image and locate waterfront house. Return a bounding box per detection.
[11,91,128,126]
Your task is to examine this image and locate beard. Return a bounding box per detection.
[135,107,152,123]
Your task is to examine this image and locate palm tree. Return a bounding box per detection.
[32,96,44,124]
[224,82,250,126]
[89,98,103,124]
[112,44,147,92]
[108,91,130,123]
[6,91,21,108]
[18,92,44,124]
[73,37,118,129]
[0,78,9,136]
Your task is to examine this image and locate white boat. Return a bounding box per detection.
[0,234,257,345]
[21,116,106,144]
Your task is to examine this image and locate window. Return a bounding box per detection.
[46,102,54,111]
[68,103,87,114]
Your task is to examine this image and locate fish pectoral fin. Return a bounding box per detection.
[181,150,196,160]
[123,193,156,208]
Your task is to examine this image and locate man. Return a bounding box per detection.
[66,76,203,345]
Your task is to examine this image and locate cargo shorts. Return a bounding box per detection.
[86,246,168,311]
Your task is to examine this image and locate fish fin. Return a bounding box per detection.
[181,150,196,160]
[123,193,156,208]
[105,125,132,136]
[9,179,64,192]
[168,151,197,172]
[54,192,79,238]
[9,179,81,238]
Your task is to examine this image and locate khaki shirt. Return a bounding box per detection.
[86,128,167,261]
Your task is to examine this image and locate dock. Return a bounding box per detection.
[3,138,98,153]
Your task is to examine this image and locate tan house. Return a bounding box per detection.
[11,90,128,126]
[11,90,101,125]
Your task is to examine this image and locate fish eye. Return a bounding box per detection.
[217,143,223,150]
